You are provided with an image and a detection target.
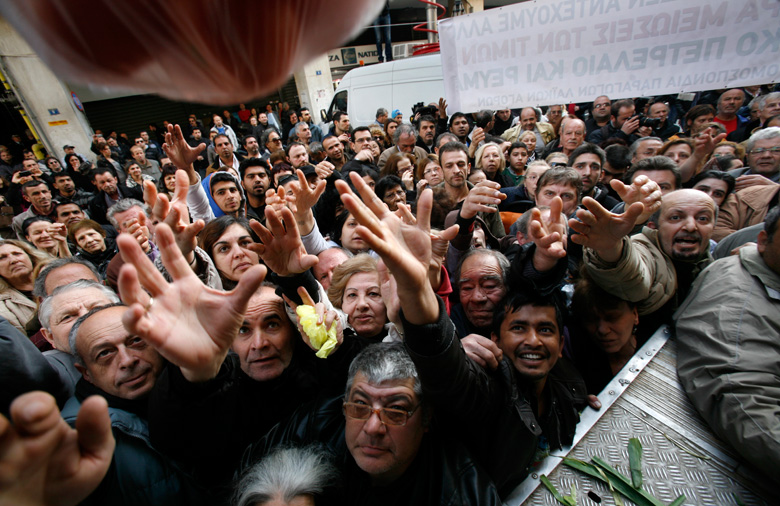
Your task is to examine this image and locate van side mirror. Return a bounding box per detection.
[320,109,329,122]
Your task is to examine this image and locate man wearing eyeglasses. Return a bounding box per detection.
[343,127,380,174]
[584,95,611,137]
[716,127,780,240]
[242,342,502,504]
[728,127,780,189]
[260,128,284,161]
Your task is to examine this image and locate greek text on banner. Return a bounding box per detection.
[438,0,780,112]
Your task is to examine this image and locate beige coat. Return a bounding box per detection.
[713,183,780,241]
[0,287,37,335]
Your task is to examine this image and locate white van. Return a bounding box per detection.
[324,54,445,127]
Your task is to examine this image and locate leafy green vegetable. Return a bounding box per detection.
[628,438,643,489]
[540,474,577,506]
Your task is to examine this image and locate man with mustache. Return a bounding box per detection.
[240,158,271,223]
[578,187,715,334]
[64,303,204,505]
[568,143,619,210]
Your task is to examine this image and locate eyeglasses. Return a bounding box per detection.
[749,147,780,155]
[343,401,417,426]
[593,103,610,108]
[423,167,441,176]
[270,138,282,143]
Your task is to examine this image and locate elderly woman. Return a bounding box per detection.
[22,216,70,258]
[475,142,511,187]
[570,274,643,394]
[327,254,399,343]
[68,219,117,279]
[199,215,260,290]
[0,239,50,335]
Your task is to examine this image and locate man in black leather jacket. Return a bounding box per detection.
[335,174,588,499]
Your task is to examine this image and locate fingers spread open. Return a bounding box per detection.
[118,233,167,296]
[156,223,194,280]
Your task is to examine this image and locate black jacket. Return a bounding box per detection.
[241,394,502,506]
[404,297,588,499]
[87,185,143,225]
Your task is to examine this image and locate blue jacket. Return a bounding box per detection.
[61,381,208,506]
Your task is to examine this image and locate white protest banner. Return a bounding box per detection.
[438,0,780,112]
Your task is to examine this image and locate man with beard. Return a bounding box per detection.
[52,173,93,208]
[568,143,619,210]
[242,135,262,159]
[240,158,271,222]
[322,135,347,171]
[578,188,713,333]
[416,115,437,154]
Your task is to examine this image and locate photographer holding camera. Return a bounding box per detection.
[587,99,655,146]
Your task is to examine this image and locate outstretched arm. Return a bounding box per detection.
[162,124,205,185]
[336,172,456,325]
[569,197,645,263]
[0,391,114,506]
[527,196,568,272]
[611,174,663,225]
[117,223,266,382]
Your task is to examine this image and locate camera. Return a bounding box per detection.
[412,102,437,118]
[635,114,662,129]
[18,170,31,178]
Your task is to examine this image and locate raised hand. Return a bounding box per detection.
[569,197,645,263]
[162,124,205,170]
[0,391,114,506]
[460,180,504,220]
[289,169,326,236]
[248,204,318,277]
[143,171,202,262]
[117,223,265,382]
[336,172,442,325]
[528,196,567,272]
[611,174,662,224]
[284,286,343,354]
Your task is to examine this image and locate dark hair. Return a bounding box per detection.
[571,271,636,322]
[623,156,681,189]
[610,99,635,118]
[210,172,239,196]
[157,164,178,193]
[21,180,50,195]
[53,199,82,217]
[491,289,565,340]
[535,167,582,200]
[67,219,105,245]
[418,115,436,126]
[438,141,468,160]
[604,144,631,171]
[765,205,780,243]
[261,127,281,147]
[684,104,716,129]
[449,112,469,129]
[568,142,606,167]
[22,215,54,238]
[239,157,270,180]
[375,175,403,201]
[242,135,257,147]
[690,170,736,197]
[198,216,256,285]
[351,126,371,139]
[91,165,117,181]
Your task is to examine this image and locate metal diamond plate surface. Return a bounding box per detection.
[505,326,772,506]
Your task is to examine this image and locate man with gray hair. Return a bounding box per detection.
[39,280,120,393]
[375,107,388,125]
[63,303,204,505]
[377,123,428,170]
[728,126,780,189]
[242,342,502,504]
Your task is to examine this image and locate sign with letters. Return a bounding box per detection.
[439,0,780,112]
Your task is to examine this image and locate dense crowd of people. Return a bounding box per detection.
[1,83,779,505]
